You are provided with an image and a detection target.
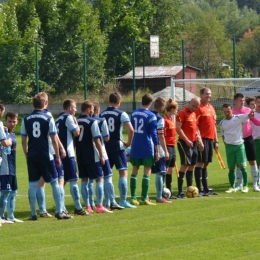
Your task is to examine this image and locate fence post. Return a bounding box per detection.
[35,43,39,94]
[132,41,136,110]
[182,40,186,102]
[233,38,236,94]
[83,43,87,100]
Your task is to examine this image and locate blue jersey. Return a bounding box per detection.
[100,107,130,152]
[75,115,102,164]
[55,113,78,158]
[20,110,57,161]
[130,108,159,158]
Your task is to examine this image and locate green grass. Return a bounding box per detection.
[1,137,260,260]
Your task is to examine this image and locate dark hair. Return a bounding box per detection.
[0,103,5,112]
[234,93,244,100]
[222,103,231,109]
[200,87,210,95]
[245,97,255,106]
[93,102,100,112]
[109,92,121,104]
[142,94,153,106]
[63,99,76,110]
[154,97,166,110]
[5,111,18,120]
[81,100,93,112]
[33,92,48,109]
[255,96,260,101]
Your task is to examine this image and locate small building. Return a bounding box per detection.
[116,65,201,94]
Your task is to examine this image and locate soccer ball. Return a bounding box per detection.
[163,188,171,199]
[186,186,199,198]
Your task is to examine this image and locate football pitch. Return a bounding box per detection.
[1,136,260,260]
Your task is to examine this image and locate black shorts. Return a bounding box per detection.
[177,139,198,166]
[198,138,213,163]
[107,150,128,171]
[165,146,176,168]
[62,157,78,182]
[78,162,104,180]
[244,135,256,161]
[0,175,17,191]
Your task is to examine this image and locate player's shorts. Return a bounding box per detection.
[53,154,64,179]
[78,162,104,180]
[254,139,260,165]
[177,139,198,166]
[27,159,58,183]
[131,157,155,167]
[152,157,166,174]
[61,157,78,182]
[243,135,256,161]
[165,146,176,168]
[107,150,128,171]
[0,175,17,191]
[198,138,214,163]
[225,143,247,169]
[102,159,113,178]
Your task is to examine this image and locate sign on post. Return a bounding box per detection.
[150,35,159,58]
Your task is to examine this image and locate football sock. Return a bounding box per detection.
[88,180,95,207]
[228,171,236,188]
[59,186,66,212]
[118,177,127,204]
[156,173,163,200]
[104,180,110,206]
[166,174,172,193]
[96,181,104,205]
[194,167,202,192]
[7,190,17,219]
[201,168,209,193]
[162,174,166,185]
[236,168,243,187]
[70,181,82,210]
[36,187,46,213]
[186,170,193,187]
[28,182,37,216]
[50,180,62,214]
[0,191,10,219]
[105,177,116,205]
[130,174,137,199]
[178,171,185,194]
[241,168,248,187]
[141,175,150,201]
[81,181,90,207]
[250,164,258,186]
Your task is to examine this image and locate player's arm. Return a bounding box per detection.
[101,120,110,142]
[157,118,169,160]
[213,125,219,150]
[123,121,134,148]
[94,137,105,165]
[176,121,193,148]
[57,136,66,159]
[250,114,260,125]
[21,136,27,157]
[196,127,204,152]
[150,118,160,162]
[50,134,61,167]
[68,116,80,137]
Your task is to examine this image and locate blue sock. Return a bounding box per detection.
[36,187,46,213]
[88,180,95,206]
[156,173,163,200]
[28,182,37,216]
[7,190,17,219]
[50,180,62,214]
[96,182,104,206]
[70,182,82,210]
[104,177,116,205]
[81,181,90,207]
[0,191,10,218]
[104,181,110,207]
[59,186,66,212]
[118,177,128,204]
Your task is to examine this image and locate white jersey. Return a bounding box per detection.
[252,111,260,139]
[220,114,248,145]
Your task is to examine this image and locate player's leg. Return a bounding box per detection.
[81,177,92,213]
[88,180,95,210]
[254,139,260,185]
[130,161,140,205]
[0,176,13,223]
[36,177,50,217]
[237,144,248,192]
[235,167,243,191]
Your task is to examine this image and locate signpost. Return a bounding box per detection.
[150,35,159,58]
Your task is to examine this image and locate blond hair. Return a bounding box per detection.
[165,98,178,112]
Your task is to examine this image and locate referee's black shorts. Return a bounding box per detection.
[198,138,214,163]
[243,135,256,161]
[177,139,198,166]
[165,146,176,168]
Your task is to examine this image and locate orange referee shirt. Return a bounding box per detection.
[176,106,197,142]
[195,103,216,140]
[163,114,176,146]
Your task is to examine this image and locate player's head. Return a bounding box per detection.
[200,88,211,104]
[222,103,233,119]
[81,100,94,115]
[0,103,5,118]
[5,111,18,132]
[187,97,200,112]
[233,93,245,109]
[165,98,178,115]
[142,94,153,107]
[154,97,166,112]
[93,102,100,116]
[33,92,48,110]
[245,97,256,110]
[63,99,77,116]
[109,92,121,107]
[255,96,260,111]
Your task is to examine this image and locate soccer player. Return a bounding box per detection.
[20,92,71,220]
[100,92,135,208]
[194,88,219,196]
[176,97,202,198]
[130,94,160,205]
[75,100,112,213]
[92,102,124,210]
[220,103,254,193]
[233,93,260,192]
[151,97,171,203]
[163,98,178,199]
[55,99,88,215]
